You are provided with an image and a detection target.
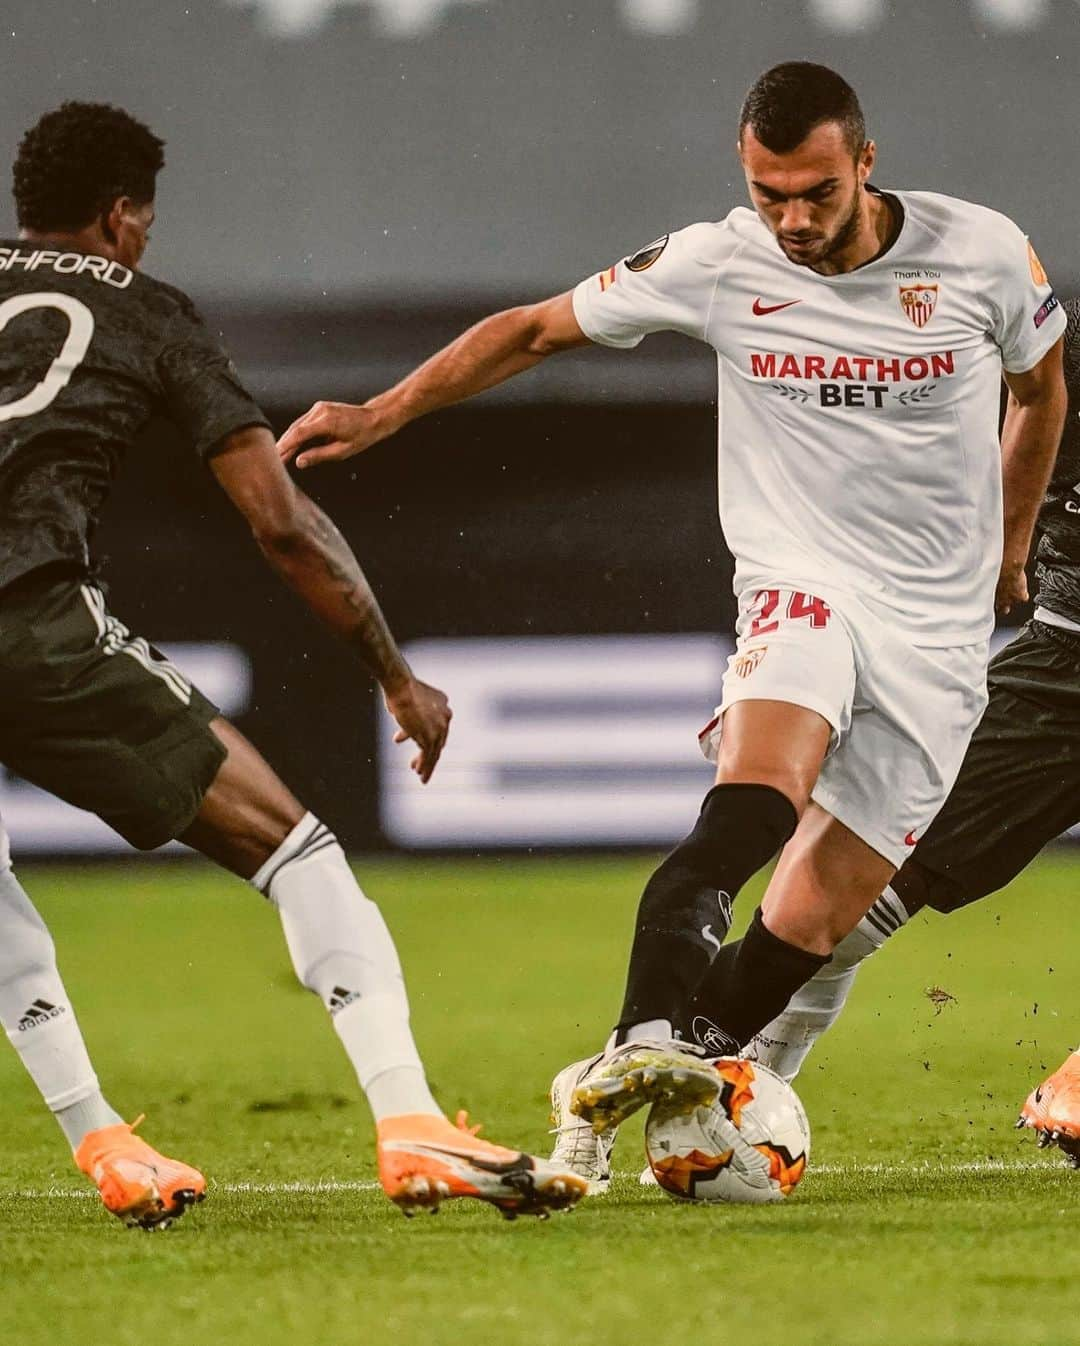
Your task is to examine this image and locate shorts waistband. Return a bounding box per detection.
[1031,617,1080,654]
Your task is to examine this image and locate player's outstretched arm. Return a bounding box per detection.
[998,337,1067,613]
[209,424,451,781]
[277,291,590,470]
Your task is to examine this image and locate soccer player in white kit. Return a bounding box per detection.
[278,64,1068,1186]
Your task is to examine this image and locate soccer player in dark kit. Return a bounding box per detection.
[0,102,586,1227]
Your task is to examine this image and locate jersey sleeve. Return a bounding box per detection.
[572,224,723,349]
[155,298,271,458]
[984,216,1067,373]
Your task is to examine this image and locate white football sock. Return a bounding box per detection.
[0,860,122,1144]
[608,1018,674,1052]
[253,814,441,1121]
[746,886,910,1082]
[55,1092,124,1148]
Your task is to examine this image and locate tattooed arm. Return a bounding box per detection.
[209,425,450,781]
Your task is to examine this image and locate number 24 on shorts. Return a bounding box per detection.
[748,590,831,638]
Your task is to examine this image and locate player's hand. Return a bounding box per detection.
[383,677,452,783]
[995,554,1029,615]
[277,400,393,470]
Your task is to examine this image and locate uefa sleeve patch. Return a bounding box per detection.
[1034,293,1060,329]
[625,235,669,272]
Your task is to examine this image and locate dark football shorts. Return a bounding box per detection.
[912,619,1080,913]
[0,569,226,850]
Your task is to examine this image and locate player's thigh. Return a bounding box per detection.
[0,575,226,851]
[698,586,855,810]
[180,718,305,878]
[916,629,1080,911]
[761,802,896,952]
[713,700,832,812]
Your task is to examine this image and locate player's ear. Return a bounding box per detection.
[858,140,876,184]
[100,196,128,247]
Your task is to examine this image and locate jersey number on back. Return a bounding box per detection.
[0,293,95,423]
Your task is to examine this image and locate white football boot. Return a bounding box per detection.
[549,1054,614,1194]
[571,1039,720,1135]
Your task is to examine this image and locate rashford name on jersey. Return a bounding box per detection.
[0,242,269,592]
[0,245,134,287]
[573,188,1067,647]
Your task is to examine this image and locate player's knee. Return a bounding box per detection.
[251,812,341,897]
[673,784,791,874]
[637,783,797,928]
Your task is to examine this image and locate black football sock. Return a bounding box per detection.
[683,906,831,1053]
[615,783,797,1036]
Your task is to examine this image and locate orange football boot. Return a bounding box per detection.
[74,1115,206,1229]
[377,1110,588,1219]
[1017,1051,1080,1167]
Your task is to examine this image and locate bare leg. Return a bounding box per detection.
[762,803,896,954]
[713,699,833,809]
[178,718,304,875]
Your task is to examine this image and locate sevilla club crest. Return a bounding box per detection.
[899,283,938,328]
[733,646,767,679]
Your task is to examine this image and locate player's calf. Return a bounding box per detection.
[682,906,831,1056]
[616,783,797,1036]
[743,887,910,1080]
[0,854,128,1149]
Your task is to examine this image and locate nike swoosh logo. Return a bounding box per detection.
[904,830,918,847]
[691,1015,737,1054]
[384,1140,534,1176]
[701,924,723,953]
[752,298,802,315]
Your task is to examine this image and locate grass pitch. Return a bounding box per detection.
[1,852,1078,1346]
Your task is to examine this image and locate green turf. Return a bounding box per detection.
[1,853,1077,1346]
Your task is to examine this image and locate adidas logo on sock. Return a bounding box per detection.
[16,999,65,1032]
[328,986,360,1016]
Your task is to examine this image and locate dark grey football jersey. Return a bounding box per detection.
[0,241,269,590]
[1034,296,1080,624]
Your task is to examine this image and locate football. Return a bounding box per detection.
[644,1058,811,1204]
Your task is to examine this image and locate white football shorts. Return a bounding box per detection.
[698,585,989,867]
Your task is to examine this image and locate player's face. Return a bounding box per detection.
[739,122,874,269]
[110,198,155,270]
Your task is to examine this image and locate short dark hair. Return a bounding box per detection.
[739,62,866,158]
[13,101,165,232]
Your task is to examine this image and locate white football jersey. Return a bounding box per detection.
[573,190,1067,645]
